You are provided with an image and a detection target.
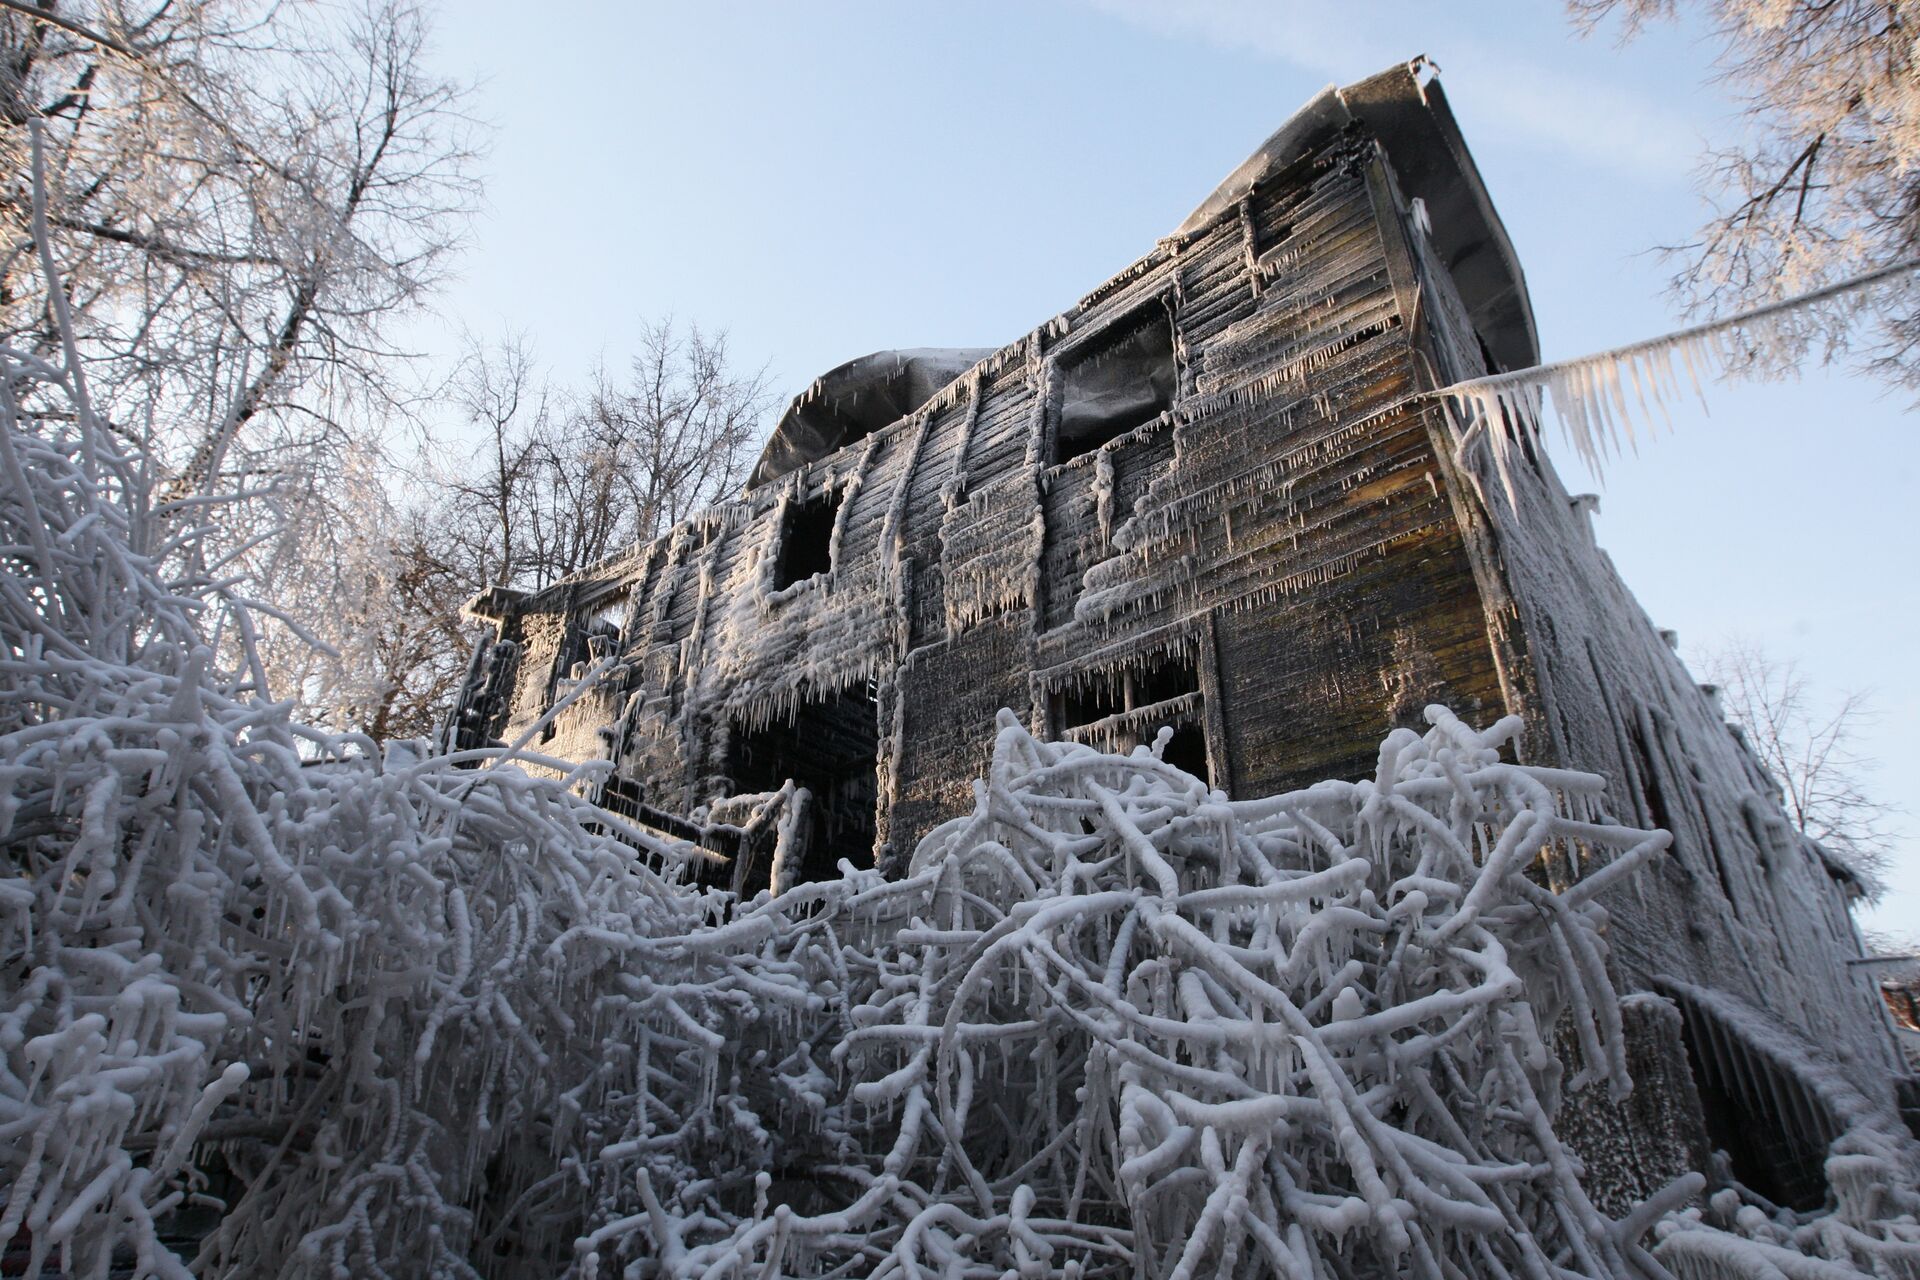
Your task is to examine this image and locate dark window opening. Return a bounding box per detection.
[727,684,879,895]
[1053,306,1177,464]
[774,490,842,589]
[553,623,589,685]
[1131,651,1197,709]
[544,604,623,742]
[1668,988,1837,1211]
[1631,712,1742,915]
[1504,416,1542,471]
[1053,668,1127,730]
[583,589,631,657]
[1050,650,1211,786]
[1253,219,1296,267]
[1686,753,1746,916]
[1161,723,1210,781]
[556,590,628,682]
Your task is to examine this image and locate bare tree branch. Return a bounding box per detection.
[1571,0,1920,387]
[1701,636,1902,898]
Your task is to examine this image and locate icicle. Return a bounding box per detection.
[1433,259,1920,501]
[9,144,1909,1270]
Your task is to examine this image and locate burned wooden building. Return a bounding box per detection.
[451,63,1914,1201]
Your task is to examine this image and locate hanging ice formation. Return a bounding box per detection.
[7,216,1914,1269]
[8,91,1920,1280]
[1431,259,1920,500]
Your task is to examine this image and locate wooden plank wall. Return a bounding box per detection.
[1400,181,1904,1085]
[473,125,1510,868]
[452,106,1905,1173]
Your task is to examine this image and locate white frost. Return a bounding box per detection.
[5,126,1918,1280]
[1434,258,1920,501]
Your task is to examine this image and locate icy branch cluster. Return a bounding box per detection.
[1652,1139,1920,1280]
[616,708,1680,1280]
[0,255,723,1273]
[6,140,1919,1280]
[0,170,753,1275]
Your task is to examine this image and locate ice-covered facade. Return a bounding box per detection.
[449,63,1915,1209]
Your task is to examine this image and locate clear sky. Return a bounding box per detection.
[410,1,1916,942]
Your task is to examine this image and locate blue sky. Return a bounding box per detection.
[413,1,1916,941]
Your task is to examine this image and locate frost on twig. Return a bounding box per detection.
[5,130,1917,1277]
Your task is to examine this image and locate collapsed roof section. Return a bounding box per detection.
[748,347,993,489]
[747,59,1537,491]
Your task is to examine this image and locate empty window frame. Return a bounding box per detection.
[583,587,632,653]
[1051,303,1177,465]
[726,684,880,894]
[553,583,633,675]
[1049,649,1212,785]
[772,489,842,590]
[538,584,635,741]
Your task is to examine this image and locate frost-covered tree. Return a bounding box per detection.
[1570,0,1920,385]
[0,0,478,470]
[252,467,477,740]
[429,323,774,594]
[0,0,480,729]
[1701,638,1900,898]
[276,325,774,743]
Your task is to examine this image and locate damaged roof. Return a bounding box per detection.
[1179,60,1537,372]
[747,348,992,491]
[747,59,1537,491]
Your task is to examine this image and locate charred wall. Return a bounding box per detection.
[458,117,1888,1086]
[1381,158,1906,1104]
[1030,132,1508,803]
[465,125,1513,872]
[447,75,1905,1205]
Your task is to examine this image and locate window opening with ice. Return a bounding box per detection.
[1049,649,1212,785]
[726,684,879,893]
[772,489,841,589]
[1051,303,1177,464]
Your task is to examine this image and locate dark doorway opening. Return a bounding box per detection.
[728,684,879,893]
[1053,305,1177,464]
[774,490,842,589]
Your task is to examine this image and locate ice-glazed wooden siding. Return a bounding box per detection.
[461,127,1511,865]
[448,91,1909,1198]
[1396,182,1905,1084]
[459,118,1895,1093]
[1046,139,1506,800]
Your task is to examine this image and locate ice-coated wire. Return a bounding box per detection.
[5,146,1918,1280]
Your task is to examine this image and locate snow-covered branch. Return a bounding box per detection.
[4,151,1916,1278]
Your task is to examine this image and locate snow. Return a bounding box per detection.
[5,123,1919,1280]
